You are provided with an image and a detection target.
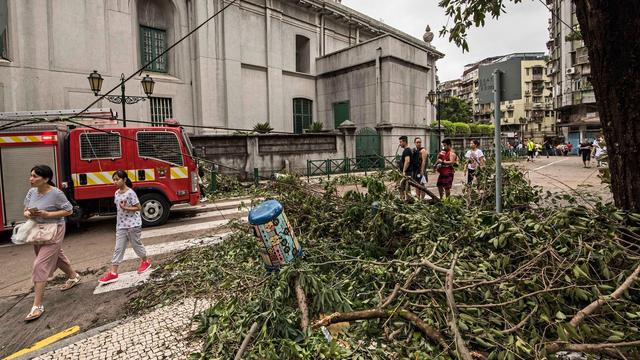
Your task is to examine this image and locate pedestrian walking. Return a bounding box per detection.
[98,170,151,284]
[543,139,552,158]
[23,165,80,321]
[412,137,428,199]
[435,139,458,198]
[593,136,606,167]
[579,139,593,167]
[526,138,535,162]
[464,139,485,185]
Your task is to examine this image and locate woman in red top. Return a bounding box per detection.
[435,139,458,198]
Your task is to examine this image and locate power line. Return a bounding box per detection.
[71,0,239,120]
[537,0,579,36]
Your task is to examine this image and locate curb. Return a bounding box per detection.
[15,318,124,360]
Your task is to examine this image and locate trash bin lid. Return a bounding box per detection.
[248,200,283,225]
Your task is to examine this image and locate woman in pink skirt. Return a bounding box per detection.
[23,165,80,321]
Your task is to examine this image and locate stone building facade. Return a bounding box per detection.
[0,0,442,157]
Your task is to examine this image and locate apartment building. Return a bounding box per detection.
[546,0,600,152]
[442,53,555,143]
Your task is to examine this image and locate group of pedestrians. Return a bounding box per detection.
[579,135,607,168]
[397,136,485,200]
[18,165,150,322]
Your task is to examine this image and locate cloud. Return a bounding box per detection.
[341,0,550,81]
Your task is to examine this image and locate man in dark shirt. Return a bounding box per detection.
[398,136,413,200]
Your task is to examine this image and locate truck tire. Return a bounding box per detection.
[139,193,170,227]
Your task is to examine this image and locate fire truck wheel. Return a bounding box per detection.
[139,193,170,227]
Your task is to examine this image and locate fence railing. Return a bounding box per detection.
[306,155,399,178]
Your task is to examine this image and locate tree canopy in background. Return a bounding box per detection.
[439,97,473,123]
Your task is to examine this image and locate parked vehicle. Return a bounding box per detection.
[0,109,200,231]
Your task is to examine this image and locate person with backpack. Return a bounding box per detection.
[412,137,428,199]
[98,170,151,284]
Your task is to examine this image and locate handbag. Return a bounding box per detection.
[26,222,59,244]
[11,219,37,245]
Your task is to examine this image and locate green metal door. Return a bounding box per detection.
[333,101,350,129]
[355,127,381,169]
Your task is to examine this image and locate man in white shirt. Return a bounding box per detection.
[465,139,485,185]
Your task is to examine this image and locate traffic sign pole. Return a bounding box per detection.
[494,69,503,213]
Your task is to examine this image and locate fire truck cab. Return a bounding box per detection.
[0,109,200,231]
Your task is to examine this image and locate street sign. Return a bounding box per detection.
[478,58,523,103]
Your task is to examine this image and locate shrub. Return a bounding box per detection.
[306,122,324,133]
[452,122,471,136]
[253,122,273,134]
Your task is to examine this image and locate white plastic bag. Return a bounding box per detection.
[11,219,36,245]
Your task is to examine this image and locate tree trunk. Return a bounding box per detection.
[574,0,640,212]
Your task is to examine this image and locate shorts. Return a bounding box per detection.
[467,169,476,184]
[581,150,591,162]
[527,150,534,158]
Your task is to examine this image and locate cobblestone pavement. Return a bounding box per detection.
[33,298,210,360]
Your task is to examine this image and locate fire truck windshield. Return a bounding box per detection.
[181,129,194,159]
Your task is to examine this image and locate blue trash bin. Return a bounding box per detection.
[248,200,302,271]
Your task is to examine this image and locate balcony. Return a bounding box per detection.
[532,87,544,96]
[532,73,544,81]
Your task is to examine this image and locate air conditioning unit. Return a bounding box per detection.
[566,67,576,75]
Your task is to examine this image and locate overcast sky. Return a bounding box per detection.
[341,0,550,82]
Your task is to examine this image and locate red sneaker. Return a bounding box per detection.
[98,272,119,284]
[137,260,151,274]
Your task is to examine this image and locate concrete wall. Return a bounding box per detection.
[190,131,352,178]
[316,35,436,154]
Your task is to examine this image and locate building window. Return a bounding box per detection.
[140,26,168,72]
[137,131,183,166]
[0,0,8,60]
[80,132,122,160]
[295,35,310,73]
[150,97,173,126]
[293,98,312,134]
[538,124,542,132]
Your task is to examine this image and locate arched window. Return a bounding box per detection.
[293,98,312,134]
[137,0,174,73]
[295,35,310,73]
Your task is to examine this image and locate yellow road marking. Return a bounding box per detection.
[3,325,80,360]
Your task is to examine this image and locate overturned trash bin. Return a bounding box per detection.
[249,200,302,271]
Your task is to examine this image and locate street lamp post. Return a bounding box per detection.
[427,90,447,145]
[87,71,155,127]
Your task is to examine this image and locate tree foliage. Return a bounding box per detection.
[439,97,473,123]
[132,166,640,359]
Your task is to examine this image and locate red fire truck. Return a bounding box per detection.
[0,109,200,231]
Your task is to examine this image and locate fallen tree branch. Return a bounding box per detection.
[457,285,577,309]
[234,321,259,360]
[313,308,450,353]
[445,254,473,360]
[501,306,537,335]
[381,268,422,308]
[570,263,640,327]
[293,274,310,330]
[546,340,640,357]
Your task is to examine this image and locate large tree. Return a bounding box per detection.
[439,0,640,211]
[439,96,473,123]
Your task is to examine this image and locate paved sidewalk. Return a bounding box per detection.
[32,298,210,360]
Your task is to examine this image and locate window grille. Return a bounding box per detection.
[140,26,167,73]
[137,131,183,166]
[293,98,312,134]
[80,132,122,160]
[150,97,173,126]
